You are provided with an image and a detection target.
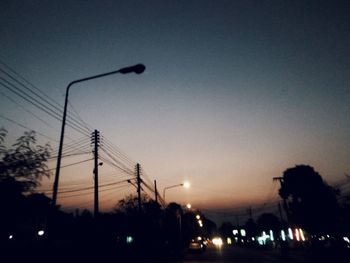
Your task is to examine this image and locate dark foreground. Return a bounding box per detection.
[2,242,350,263]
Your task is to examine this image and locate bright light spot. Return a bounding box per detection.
[299,228,305,241]
[126,236,133,244]
[343,237,350,243]
[252,237,255,241]
[186,203,192,209]
[196,215,201,220]
[37,230,45,236]
[288,228,293,240]
[281,230,286,241]
[257,237,265,245]
[227,237,232,245]
[197,236,202,241]
[295,229,300,241]
[326,235,330,238]
[270,230,274,241]
[240,229,246,237]
[9,235,13,240]
[198,220,202,225]
[183,181,190,188]
[212,237,223,246]
[233,229,238,235]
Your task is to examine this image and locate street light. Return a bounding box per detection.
[51,64,146,208]
[163,181,190,203]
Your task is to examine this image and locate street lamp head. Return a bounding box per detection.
[118,64,146,74]
[183,181,190,188]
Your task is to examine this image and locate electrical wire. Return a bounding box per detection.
[0,114,59,143]
[0,63,94,134]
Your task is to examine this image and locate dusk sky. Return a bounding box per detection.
[0,0,349,222]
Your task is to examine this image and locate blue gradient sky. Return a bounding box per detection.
[0,0,349,220]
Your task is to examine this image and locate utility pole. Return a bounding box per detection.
[136,163,142,212]
[278,202,284,227]
[273,177,289,222]
[154,180,158,204]
[92,130,100,218]
[247,207,253,219]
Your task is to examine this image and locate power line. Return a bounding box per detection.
[47,158,93,172]
[0,61,93,134]
[99,146,134,173]
[0,79,90,137]
[0,114,58,143]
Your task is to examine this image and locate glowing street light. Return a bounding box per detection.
[183,181,191,188]
[186,203,192,209]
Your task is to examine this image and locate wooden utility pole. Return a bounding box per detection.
[273,176,289,222]
[154,180,158,204]
[92,130,100,218]
[136,163,142,212]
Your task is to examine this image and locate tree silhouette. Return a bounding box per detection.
[279,165,340,235]
[0,128,51,193]
[0,128,51,241]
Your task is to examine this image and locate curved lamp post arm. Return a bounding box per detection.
[163,183,184,203]
[51,64,145,207]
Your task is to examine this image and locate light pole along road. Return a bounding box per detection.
[162,181,190,204]
[51,64,146,209]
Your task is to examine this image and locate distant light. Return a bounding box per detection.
[183,181,190,188]
[343,237,350,243]
[251,237,255,241]
[38,230,45,236]
[227,237,232,245]
[288,228,293,240]
[270,230,274,241]
[186,203,192,209]
[196,215,201,220]
[126,236,133,244]
[257,237,265,246]
[198,220,202,225]
[212,237,223,246]
[281,230,286,241]
[295,229,300,241]
[240,229,246,237]
[233,229,238,235]
[9,235,13,240]
[326,234,330,238]
[197,236,202,241]
[299,228,305,241]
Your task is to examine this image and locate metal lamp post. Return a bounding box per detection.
[162,181,190,204]
[51,64,146,207]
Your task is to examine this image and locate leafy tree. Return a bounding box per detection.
[0,128,51,240]
[279,165,340,235]
[0,128,51,193]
